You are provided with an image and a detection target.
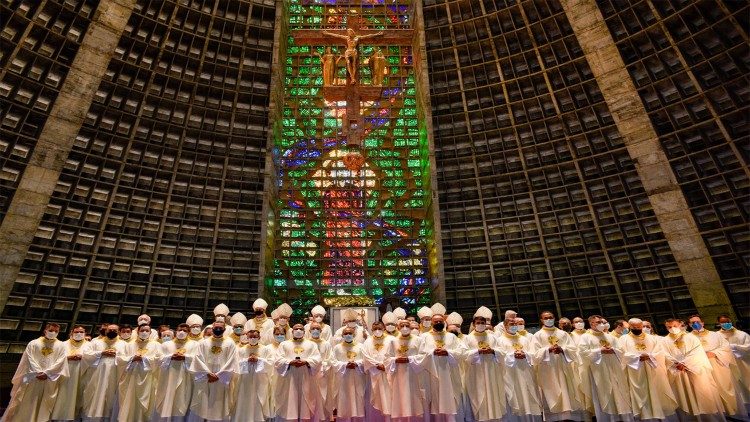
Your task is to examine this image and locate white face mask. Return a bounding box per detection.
[293,329,304,339]
[596,323,607,332]
[139,331,150,340]
[603,323,610,331]
[72,332,85,341]
[421,320,431,328]
[275,334,286,343]
[314,316,323,323]
[240,335,249,344]
[162,336,173,342]
[278,318,288,326]
[191,326,202,335]
[176,331,188,340]
[343,334,354,343]
[411,329,419,336]
[574,322,585,330]
[543,318,555,327]
[386,324,396,332]
[669,327,682,335]
[120,332,131,340]
[643,327,652,334]
[516,324,525,332]
[400,326,412,336]
[310,329,321,338]
[373,329,383,337]
[474,324,486,332]
[45,331,58,340]
[346,321,357,328]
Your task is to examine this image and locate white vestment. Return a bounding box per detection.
[361,335,395,421]
[81,337,128,422]
[384,333,426,422]
[2,337,68,422]
[577,331,633,421]
[721,328,750,411]
[330,341,367,421]
[247,316,276,345]
[530,327,584,421]
[661,332,725,420]
[463,331,509,422]
[274,338,324,422]
[153,339,199,421]
[188,336,239,422]
[231,344,273,422]
[50,339,89,421]
[332,325,367,346]
[692,330,744,418]
[309,338,332,419]
[496,332,542,422]
[421,330,466,421]
[117,339,162,422]
[619,332,677,421]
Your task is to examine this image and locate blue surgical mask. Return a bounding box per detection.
[721,322,733,331]
[691,321,702,331]
[543,318,555,327]
[508,326,518,334]
[621,328,629,335]
[343,334,354,343]
[275,334,286,343]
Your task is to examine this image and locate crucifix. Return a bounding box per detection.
[292,21,412,170]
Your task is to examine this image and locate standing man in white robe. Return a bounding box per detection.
[330,326,367,422]
[154,323,198,422]
[305,305,332,342]
[496,317,542,422]
[189,321,238,422]
[577,315,633,421]
[333,308,368,345]
[274,303,294,340]
[187,314,204,342]
[463,307,508,422]
[446,312,464,341]
[308,321,333,420]
[362,320,395,422]
[117,324,161,422]
[228,313,247,345]
[688,314,744,418]
[232,328,273,422]
[384,319,427,422]
[274,323,324,422]
[3,323,68,422]
[530,311,584,421]
[213,303,230,324]
[421,312,465,422]
[570,317,586,344]
[619,318,677,421]
[661,318,725,420]
[417,306,433,334]
[718,314,750,413]
[247,298,275,345]
[51,324,89,422]
[81,323,128,422]
[382,311,399,337]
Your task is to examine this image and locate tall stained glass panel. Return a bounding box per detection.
[264,0,441,314]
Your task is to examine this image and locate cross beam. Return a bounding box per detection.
[292,29,413,46]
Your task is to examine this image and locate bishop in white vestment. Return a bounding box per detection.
[274,324,324,422]
[189,321,239,422]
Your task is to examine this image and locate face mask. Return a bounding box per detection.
[561,324,573,332]
[373,329,383,337]
[119,332,131,340]
[630,328,642,336]
[508,326,518,334]
[400,327,411,336]
[106,330,118,339]
[621,328,630,335]
[45,331,58,340]
[475,324,486,332]
[212,327,225,337]
[191,326,202,335]
[516,325,525,332]
[72,332,85,341]
[176,331,188,340]
[603,323,610,330]
[543,319,555,327]
[162,336,173,342]
[139,331,151,340]
[254,309,264,316]
[275,334,286,343]
[386,324,396,332]
[314,316,323,323]
[596,323,607,332]
[421,320,431,328]
[346,321,357,328]
[343,334,354,343]
[240,335,249,344]
[310,329,321,338]
[410,329,419,336]
[278,318,288,326]
[721,322,733,330]
[433,322,445,331]
[215,316,225,323]
[669,327,682,335]
[293,329,304,339]
[248,337,260,346]
[643,327,652,334]
[691,322,702,331]
[574,322,585,330]
[234,327,243,335]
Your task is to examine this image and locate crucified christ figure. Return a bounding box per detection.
[322,28,384,84]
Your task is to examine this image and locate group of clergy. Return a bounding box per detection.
[3,299,750,422]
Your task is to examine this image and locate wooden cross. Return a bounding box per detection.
[291,23,412,149]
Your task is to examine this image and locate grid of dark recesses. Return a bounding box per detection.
[596,0,749,320]
[0,0,276,347]
[423,0,700,328]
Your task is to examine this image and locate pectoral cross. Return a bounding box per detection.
[291,21,412,167]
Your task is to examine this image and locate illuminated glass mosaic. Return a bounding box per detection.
[266,0,436,313]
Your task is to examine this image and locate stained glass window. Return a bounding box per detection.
[265,0,437,314]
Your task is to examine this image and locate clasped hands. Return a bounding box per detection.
[549,345,563,354]
[433,348,449,356]
[601,346,615,355]
[289,358,309,368]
